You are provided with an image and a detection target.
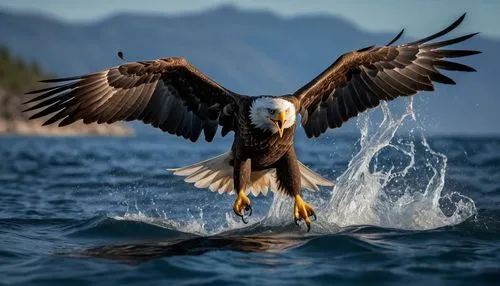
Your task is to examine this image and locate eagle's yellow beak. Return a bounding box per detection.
[272,111,287,138]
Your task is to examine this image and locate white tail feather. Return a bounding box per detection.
[168,151,334,196]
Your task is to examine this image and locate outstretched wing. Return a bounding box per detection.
[25,57,239,142]
[293,14,480,138]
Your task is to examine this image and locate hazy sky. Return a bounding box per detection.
[0,0,498,38]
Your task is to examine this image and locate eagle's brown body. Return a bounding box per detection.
[24,14,480,231]
[234,96,298,169]
[232,96,301,197]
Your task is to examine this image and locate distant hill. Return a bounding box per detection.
[0,5,497,135]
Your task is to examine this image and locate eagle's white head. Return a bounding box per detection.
[249,97,296,137]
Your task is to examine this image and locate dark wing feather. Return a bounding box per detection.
[293,13,480,138]
[25,57,239,142]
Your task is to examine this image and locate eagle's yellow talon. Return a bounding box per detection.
[294,194,315,232]
[233,190,251,223]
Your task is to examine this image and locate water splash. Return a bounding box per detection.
[321,98,476,230]
[113,212,206,235]
[116,196,258,236]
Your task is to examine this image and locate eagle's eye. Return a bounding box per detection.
[268,108,276,115]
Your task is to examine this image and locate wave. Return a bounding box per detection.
[52,208,498,263]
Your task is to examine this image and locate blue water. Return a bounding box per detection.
[0,104,499,285]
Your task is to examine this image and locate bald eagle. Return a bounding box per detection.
[25,14,479,231]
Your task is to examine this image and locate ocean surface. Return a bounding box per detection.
[0,103,499,285]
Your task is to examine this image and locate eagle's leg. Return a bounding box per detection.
[294,194,316,232]
[233,157,252,223]
[233,190,251,223]
[276,147,316,232]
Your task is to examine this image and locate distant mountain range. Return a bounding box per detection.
[0,5,498,135]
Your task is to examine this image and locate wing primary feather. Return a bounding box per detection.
[53,105,81,126]
[336,90,349,121]
[158,94,177,128]
[166,98,184,134]
[23,92,71,112]
[422,33,479,49]
[203,120,217,142]
[25,82,75,95]
[383,69,419,93]
[360,72,392,100]
[95,90,127,124]
[330,99,344,128]
[411,60,456,84]
[29,100,66,120]
[58,108,83,127]
[39,76,82,83]
[317,106,328,132]
[113,82,148,122]
[351,77,371,107]
[24,82,77,104]
[81,88,116,123]
[304,125,313,138]
[95,89,126,124]
[356,73,381,106]
[433,60,477,72]
[386,29,405,46]
[40,99,78,125]
[107,87,139,123]
[377,72,414,96]
[397,68,434,91]
[346,82,365,112]
[407,13,466,46]
[325,97,336,128]
[40,109,69,126]
[82,87,118,122]
[308,112,320,137]
[139,87,163,123]
[357,45,375,52]
[393,69,434,91]
[128,82,155,120]
[221,124,232,137]
[181,111,193,139]
[433,49,481,58]
[68,78,108,101]
[429,72,456,85]
[189,115,203,142]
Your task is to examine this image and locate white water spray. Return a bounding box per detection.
[319,98,476,230]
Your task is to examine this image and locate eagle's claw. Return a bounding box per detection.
[233,190,252,223]
[239,205,252,224]
[240,214,249,224]
[245,205,253,216]
[294,194,316,232]
[311,213,317,222]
